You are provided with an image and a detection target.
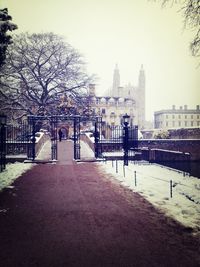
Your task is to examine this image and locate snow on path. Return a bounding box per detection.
[99,160,200,235]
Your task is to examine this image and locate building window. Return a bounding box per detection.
[197,121,200,126]
[110,112,115,118]
[191,121,193,127]
[178,121,181,127]
[178,115,181,119]
[172,121,175,127]
[102,108,106,114]
[185,121,187,127]
[166,122,168,127]
[197,115,199,119]
[185,115,187,119]
[166,115,168,119]
[172,115,175,119]
[191,115,193,119]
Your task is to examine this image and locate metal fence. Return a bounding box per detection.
[6,121,31,155]
[98,124,139,162]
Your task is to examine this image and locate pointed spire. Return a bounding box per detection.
[112,64,120,96]
[138,64,145,89]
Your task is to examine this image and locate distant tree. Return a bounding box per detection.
[0,8,17,68]
[155,0,200,58]
[0,32,94,119]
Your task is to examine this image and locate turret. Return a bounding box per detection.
[88,84,96,96]
[138,64,145,89]
[137,65,146,129]
[112,64,120,97]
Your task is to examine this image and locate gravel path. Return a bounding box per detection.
[0,141,199,267]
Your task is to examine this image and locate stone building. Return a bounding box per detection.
[154,105,200,129]
[88,65,146,129]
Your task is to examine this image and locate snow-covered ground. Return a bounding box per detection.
[99,160,200,235]
[0,162,33,192]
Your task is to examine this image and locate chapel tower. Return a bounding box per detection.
[137,64,146,129]
[112,64,120,96]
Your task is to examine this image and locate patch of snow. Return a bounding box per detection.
[85,132,94,143]
[103,151,124,157]
[36,139,51,160]
[99,160,200,235]
[0,162,33,192]
[80,140,95,158]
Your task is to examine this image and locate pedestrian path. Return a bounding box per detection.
[36,139,95,162]
[0,141,199,267]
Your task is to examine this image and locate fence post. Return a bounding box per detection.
[123,164,125,177]
[0,114,7,172]
[123,114,130,166]
[134,171,137,186]
[170,180,173,198]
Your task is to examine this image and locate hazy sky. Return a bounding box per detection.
[1,0,200,120]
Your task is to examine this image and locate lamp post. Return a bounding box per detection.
[0,114,7,172]
[94,116,101,158]
[73,115,81,160]
[0,114,7,125]
[123,113,130,166]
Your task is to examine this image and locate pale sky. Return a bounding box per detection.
[1,0,200,120]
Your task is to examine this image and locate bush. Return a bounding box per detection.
[153,129,170,139]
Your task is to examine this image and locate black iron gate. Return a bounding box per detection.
[1,113,138,165]
[27,115,82,161]
[97,122,139,162]
[26,114,138,162]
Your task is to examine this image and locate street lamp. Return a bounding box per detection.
[123,113,130,126]
[123,113,130,166]
[0,114,7,125]
[0,114,7,172]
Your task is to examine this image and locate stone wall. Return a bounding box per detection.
[138,139,200,161]
[168,128,200,139]
[141,128,200,139]
[81,134,200,161]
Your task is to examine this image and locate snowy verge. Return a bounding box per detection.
[0,162,33,192]
[99,160,200,235]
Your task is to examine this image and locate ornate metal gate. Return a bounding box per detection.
[3,113,138,163]
[97,122,139,163]
[27,115,83,161]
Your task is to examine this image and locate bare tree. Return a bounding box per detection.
[0,32,94,119]
[156,0,200,58]
[0,8,17,68]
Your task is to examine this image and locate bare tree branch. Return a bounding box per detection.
[0,32,94,118]
[152,0,200,58]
